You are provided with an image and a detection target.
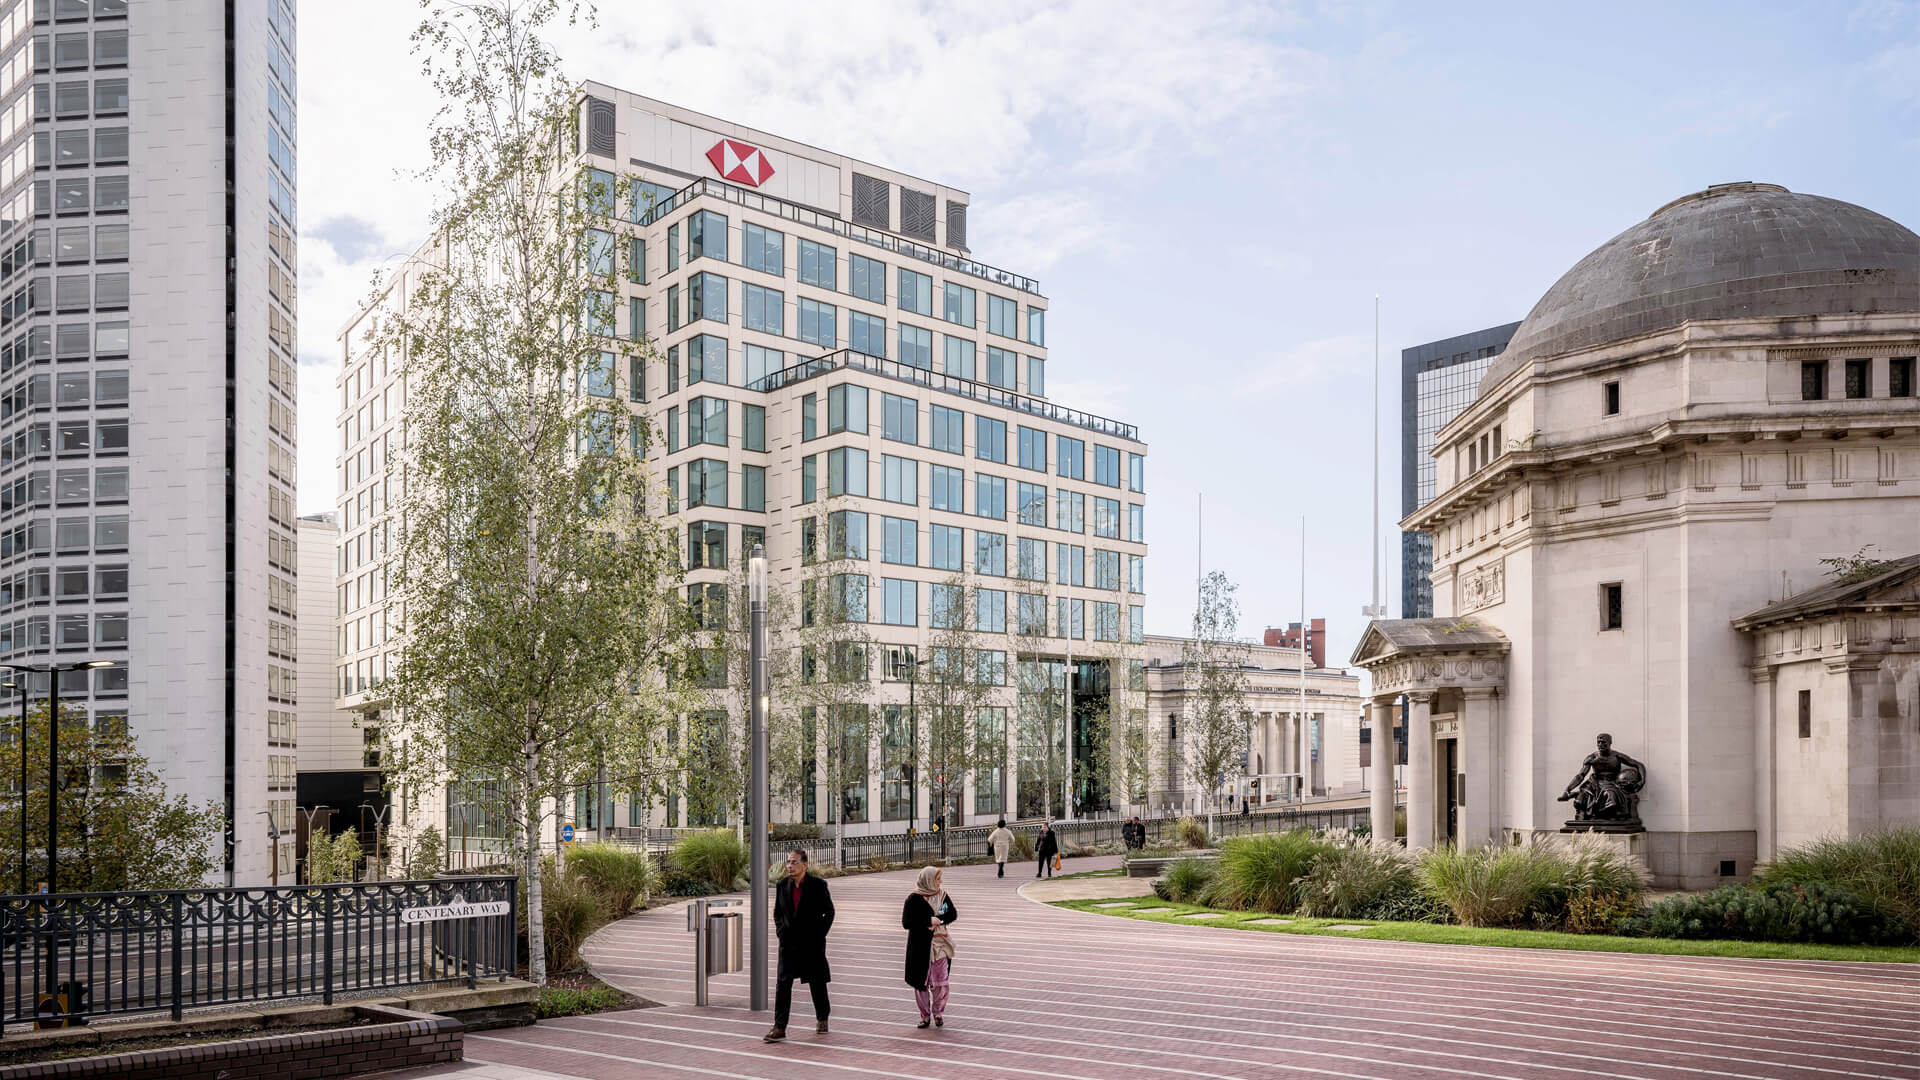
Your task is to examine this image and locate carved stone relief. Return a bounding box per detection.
[1458,559,1505,614]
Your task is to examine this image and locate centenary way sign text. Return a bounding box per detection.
[400,900,512,925]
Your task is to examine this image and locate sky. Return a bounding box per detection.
[293,0,1920,671]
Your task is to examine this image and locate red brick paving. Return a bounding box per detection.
[463,856,1920,1079]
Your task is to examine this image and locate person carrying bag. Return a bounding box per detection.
[901,866,958,1029]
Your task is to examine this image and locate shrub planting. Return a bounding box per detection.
[1757,829,1920,941]
[1171,817,1211,850]
[1205,831,1332,913]
[1297,840,1420,919]
[567,842,655,917]
[538,866,606,972]
[1012,829,1036,861]
[1417,839,1644,929]
[1627,881,1901,945]
[1160,856,1217,904]
[673,829,750,891]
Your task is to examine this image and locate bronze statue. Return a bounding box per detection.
[1557,733,1646,832]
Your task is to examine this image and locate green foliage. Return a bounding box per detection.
[406,826,445,879]
[0,704,222,892]
[1297,840,1421,919]
[1151,878,1174,902]
[1757,829,1920,940]
[1416,840,1645,929]
[1171,817,1211,850]
[673,829,749,891]
[1179,571,1255,824]
[769,823,820,842]
[567,842,655,917]
[1012,829,1035,861]
[306,829,363,885]
[535,984,628,1019]
[1565,892,1644,935]
[1160,857,1217,904]
[659,869,725,897]
[1819,545,1895,583]
[539,866,607,972]
[1205,831,1333,913]
[1627,882,1901,945]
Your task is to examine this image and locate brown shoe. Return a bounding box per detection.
[763,1028,786,1043]
[816,1020,829,1034]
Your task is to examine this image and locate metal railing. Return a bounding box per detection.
[638,177,1044,295]
[821,806,1370,866]
[0,875,516,1033]
[749,348,1142,442]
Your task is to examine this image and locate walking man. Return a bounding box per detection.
[767,848,834,1042]
[1035,821,1059,879]
[987,819,1014,878]
[1122,816,1146,851]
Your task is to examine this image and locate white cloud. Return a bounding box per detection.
[294,0,1330,510]
[1236,333,1374,396]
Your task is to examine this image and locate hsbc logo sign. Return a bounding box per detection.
[706,138,775,187]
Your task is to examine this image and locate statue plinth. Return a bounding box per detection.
[1561,818,1644,835]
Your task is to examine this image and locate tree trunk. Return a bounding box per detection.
[523,749,546,986]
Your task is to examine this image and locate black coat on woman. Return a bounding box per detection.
[1035,829,1059,861]
[900,892,957,991]
[774,872,835,983]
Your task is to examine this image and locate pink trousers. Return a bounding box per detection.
[914,957,951,1019]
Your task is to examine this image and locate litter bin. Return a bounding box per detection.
[705,911,742,975]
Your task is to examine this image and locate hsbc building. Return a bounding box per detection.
[339,87,1150,848]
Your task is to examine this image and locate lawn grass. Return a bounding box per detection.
[1051,897,1920,963]
[1049,866,1124,881]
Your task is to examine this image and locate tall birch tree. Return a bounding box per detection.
[373,0,688,984]
[1180,571,1253,835]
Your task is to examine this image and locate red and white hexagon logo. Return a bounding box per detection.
[706,138,775,187]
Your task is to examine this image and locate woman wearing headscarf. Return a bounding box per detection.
[901,865,957,1028]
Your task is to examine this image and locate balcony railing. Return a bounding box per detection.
[638,177,1043,296]
[749,349,1140,442]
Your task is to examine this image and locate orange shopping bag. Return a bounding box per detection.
[1053,853,1062,871]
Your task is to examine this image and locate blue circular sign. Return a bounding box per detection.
[561,823,575,842]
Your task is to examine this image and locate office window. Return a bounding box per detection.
[930,465,964,512]
[974,530,1007,576]
[743,404,766,452]
[882,393,918,444]
[942,282,975,328]
[1017,427,1047,472]
[1797,689,1811,739]
[930,405,964,454]
[798,238,836,288]
[801,455,816,503]
[1017,593,1048,635]
[802,393,818,441]
[742,464,765,511]
[582,227,615,276]
[827,510,868,560]
[688,521,727,570]
[743,343,782,388]
[1093,601,1120,642]
[1093,549,1120,590]
[930,583,963,629]
[688,209,727,262]
[789,298,835,349]
[975,589,1007,633]
[1128,453,1144,493]
[827,383,868,434]
[880,579,918,626]
[1016,481,1046,526]
[1600,582,1623,631]
[1057,596,1084,639]
[667,284,681,332]
[1052,490,1083,534]
[975,416,1007,463]
[830,574,869,622]
[666,405,681,452]
[629,297,646,343]
[1026,307,1045,346]
[1055,543,1085,587]
[1027,356,1045,396]
[627,237,646,283]
[743,222,783,275]
[1800,360,1826,401]
[881,516,917,566]
[686,458,727,508]
[743,282,784,334]
[882,455,917,505]
[943,336,976,380]
[687,582,727,631]
[827,447,868,497]
[975,474,1006,520]
[1093,497,1120,539]
[667,222,680,271]
[1056,435,1085,480]
[686,333,727,385]
[689,272,727,324]
[1093,445,1121,487]
[930,523,963,571]
[1127,553,1145,593]
[850,253,886,303]
[898,323,933,370]
[1016,537,1046,582]
[1128,504,1144,543]
[1845,359,1870,400]
[987,294,1017,338]
[1891,357,1914,398]
[1129,605,1145,644]
[851,312,886,358]
[985,346,1016,390]
[898,268,932,316]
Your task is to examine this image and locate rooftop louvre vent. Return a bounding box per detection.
[945,201,968,252]
[900,189,936,242]
[584,96,615,157]
[852,173,890,230]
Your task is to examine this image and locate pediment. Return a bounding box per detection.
[1734,553,1920,630]
[1350,617,1511,668]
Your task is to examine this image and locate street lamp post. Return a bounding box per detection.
[257,810,280,887]
[894,652,933,862]
[747,546,769,1013]
[5,674,26,895]
[45,661,113,895]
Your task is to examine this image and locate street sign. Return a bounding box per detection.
[400,900,511,926]
[561,822,575,844]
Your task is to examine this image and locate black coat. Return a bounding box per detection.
[901,892,957,990]
[1035,830,1059,859]
[773,873,835,983]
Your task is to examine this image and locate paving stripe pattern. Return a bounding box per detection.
[462,857,1920,1080]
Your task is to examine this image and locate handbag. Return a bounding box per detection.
[1053,853,1062,871]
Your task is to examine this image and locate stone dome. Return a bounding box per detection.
[1481,183,1920,393]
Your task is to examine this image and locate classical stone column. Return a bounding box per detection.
[1369,696,1397,843]
[1405,691,1437,850]
[1835,655,1884,836]
[1459,687,1498,848]
[1750,666,1776,863]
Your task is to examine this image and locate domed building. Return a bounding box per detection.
[1353,183,1920,887]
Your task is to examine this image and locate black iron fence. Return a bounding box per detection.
[825,806,1370,866]
[0,875,516,1033]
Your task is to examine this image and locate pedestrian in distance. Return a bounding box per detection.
[902,865,958,1029]
[1122,816,1146,850]
[987,818,1014,878]
[766,848,834,1043]
[1035,821,1059,879]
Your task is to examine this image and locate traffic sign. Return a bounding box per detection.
[561,822,575,844]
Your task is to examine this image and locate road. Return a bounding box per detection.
[452,855,1920,1080]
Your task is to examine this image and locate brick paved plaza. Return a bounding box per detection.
[446,856,1920,1080]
